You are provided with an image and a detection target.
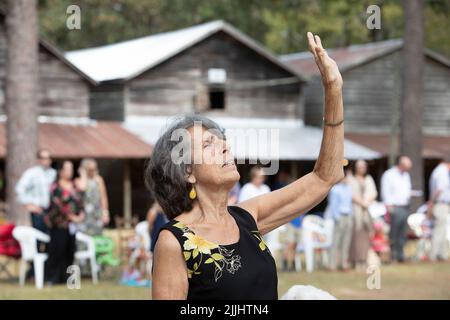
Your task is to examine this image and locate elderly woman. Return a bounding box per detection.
[147,33,344,300]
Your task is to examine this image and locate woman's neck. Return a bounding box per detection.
[190,186,230,224]
[59,178,72,188]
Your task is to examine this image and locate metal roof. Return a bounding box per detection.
[281,39,450,78]
[124,116,380,161]
[345,133,450,159]
[0,121,152,159]
[66,20,307,83]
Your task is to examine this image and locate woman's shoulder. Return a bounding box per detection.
[228,205,258,231]
[155,227,183,251]
[156,219,188,242]
[50,181,61,193]
[365,174,376,183]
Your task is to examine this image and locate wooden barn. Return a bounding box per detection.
[281,39,450,198]
[67,20,379,205]
[0,13,152,227]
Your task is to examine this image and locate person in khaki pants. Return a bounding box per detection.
[327,170,353,271]
[428,158,450,261]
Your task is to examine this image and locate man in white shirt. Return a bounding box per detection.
[428,157,450,261]
[238,166,271,203]
[381,156,412,262]
[15,149,56,235]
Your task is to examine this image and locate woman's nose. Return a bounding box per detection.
[220,140,230,154]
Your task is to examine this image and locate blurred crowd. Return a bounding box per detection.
[210,158,450,272]
[15,149,110,284]
[12,149,450,284]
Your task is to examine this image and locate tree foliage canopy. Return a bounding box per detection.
[38,0,449,56]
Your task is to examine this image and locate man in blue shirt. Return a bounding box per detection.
[327,169,353,271]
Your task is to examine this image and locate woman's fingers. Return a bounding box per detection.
[314,35,323,50]
[307,32,317,57]
[314,35,327,60]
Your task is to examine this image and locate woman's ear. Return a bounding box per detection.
[185,165,196,184]
[186,174,196,184]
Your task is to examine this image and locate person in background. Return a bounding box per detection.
[227,181,241,205]
[146,202,168,253]
[328,169,353,271]
[272,170,299,272]
[283,216,302,272]
[45,161,85,285]
[381,156,412,263]
[349,160,378,270]
[238,166,271,202]
[15,149,56,238]
[239,166,275,246]
[75,158,110,236]
[427,156,450,261]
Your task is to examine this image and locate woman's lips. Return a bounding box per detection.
[222,160,235,168]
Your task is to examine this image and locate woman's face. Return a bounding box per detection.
[60,161,73,180]
[187,125,240,190]
[86,161,97,178]
[251,169,265,187]
[355,160,367,176]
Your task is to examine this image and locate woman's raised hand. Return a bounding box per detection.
[307,32,343,88]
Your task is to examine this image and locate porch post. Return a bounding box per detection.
[123,159,132,229]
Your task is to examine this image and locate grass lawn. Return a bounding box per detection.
[1,260,449,300]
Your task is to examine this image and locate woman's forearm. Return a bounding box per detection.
[313,84,344,185]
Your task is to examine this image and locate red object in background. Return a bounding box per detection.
[0,224,21,258]
[384,205,391,225]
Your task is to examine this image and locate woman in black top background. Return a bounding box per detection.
[147,32,344,300]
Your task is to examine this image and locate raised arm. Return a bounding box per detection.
[239,32,344,234]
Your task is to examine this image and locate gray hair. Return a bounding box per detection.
[145,114,225,219]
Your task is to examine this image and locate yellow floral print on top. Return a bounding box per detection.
[173,221,242,282]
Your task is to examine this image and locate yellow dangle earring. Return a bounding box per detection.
[189,186,197,200]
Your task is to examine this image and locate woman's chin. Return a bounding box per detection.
[221,168,240,185]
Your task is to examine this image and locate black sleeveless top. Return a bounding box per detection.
[158,206,278,300]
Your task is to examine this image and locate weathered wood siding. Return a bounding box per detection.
[304,50,450,135]
[0,21,89,118]
[37,46,90,118]
[126,31,303,119]
[422,58,450,135]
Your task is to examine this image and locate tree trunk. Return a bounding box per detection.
[5,0,39,225]
[400,0,424,211]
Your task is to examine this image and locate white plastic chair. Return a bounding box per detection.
[135,221,151,251]
[132,221,152,277]
[408,213,426,237]
[75,232,99,284]
[407,212,430,261]
[12,226,50,289]
[295,215,334,272]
